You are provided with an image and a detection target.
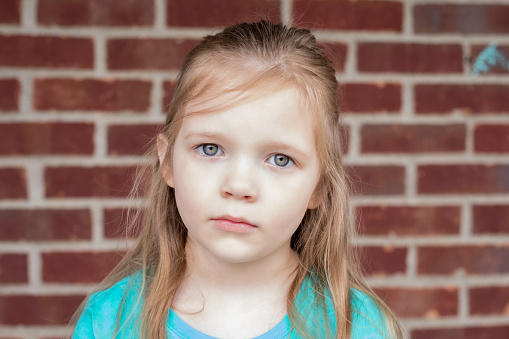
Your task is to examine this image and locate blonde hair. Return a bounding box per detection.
[72,20,403,338]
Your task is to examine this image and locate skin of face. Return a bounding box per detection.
[159,86,322,267]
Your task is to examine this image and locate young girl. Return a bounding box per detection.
[72,20,403,339]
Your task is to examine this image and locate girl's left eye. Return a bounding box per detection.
[198,144,223,156]
[268,154,294,167]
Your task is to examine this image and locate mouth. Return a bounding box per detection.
[212,215,257,233]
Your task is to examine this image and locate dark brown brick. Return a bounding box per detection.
[0,79,19,112]
[162,80,176,112]
[0,209,91,241]
[0,295,84,325]
[358,206,460,236]
[415,4,509,34]
[34,79,151,112]
[348,165,405,196]
[108,124,161,155]
[108,39,198,70]
[0,35,93,69]
[38,0,154,26]
[319,42,347,72]
[294,0,402,31]
[103,208,142,238]
[470,286,509,315]
[0,168,26,200]
[0,123,94,155]
[167,0,280,27]
[359,246,406,276]
[415,84,509,114]
[413,326,509,339]
[358,43,463,73]
[42,251,122,283]
[474,124,509,153]
[473,205,509,234]
[0,0,20,24]
[0,254,27,284]
[361,124,465,153]
[45,166,137,198]
[471,44,509,75]
[419,246,509,275]
[418,165,509,194]
[375,287,458,318]
[342,83,400,113]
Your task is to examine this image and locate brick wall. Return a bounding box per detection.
[1,0,509,338]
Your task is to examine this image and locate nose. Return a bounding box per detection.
[220,159,258,202]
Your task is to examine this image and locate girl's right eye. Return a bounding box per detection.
[198,144,223,156]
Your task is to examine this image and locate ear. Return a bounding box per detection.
[157,134,174,188]
[307,182,323,209]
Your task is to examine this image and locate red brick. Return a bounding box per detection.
[42,251,122,283]
[162,80,176,112]
[167,0,279,27]
[358,43,463,73]
[0,123,94,155]
[375,287,458,318]
[414,4,509,34]
[108,39,198,70]
[0,209,91,241]
[38,0,154,26]
[359,246,406,276]
[0,0,20,24]
[474,124,509,153]
[418,245,509,275]
[108,124,161,155]
[413,326,509,339]
[415,84,509,114]
[0,254,27,284]
[0,168,26,200]
[361,124,465,153]
[342,83,400,113]
[0,295,84,325]
[45,166,137,198]
[0,79,19,111]
[471,44,509,75]
[470,286,509,315]
[348,165,405,196]
[103,208,142,238]
[473,205,509,234]
[358,206,460,236]
[294,0,402,31]
[33,79,151,112]
[319,43,347,73]
[0,35,93,69]
[418,165,509,194]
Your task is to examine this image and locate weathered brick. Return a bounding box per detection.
[471,44,509,75]
[45,166,137,198]
[341,83,400,113]
[418,165,509,194]
[0,0,20,24]
[108,39,198,70]
[0,209,91,241]
[0,35,93,69]
[473,205,509,234]
[0,79,19,112]
[108,124,161,155]
[415,84,509,114]
[359,246,406,276]
[358,43,463,73]
[474,124,509,153]
[375,287,458,318]
[419,246,509,275]
[162,80,176,112]
[42,251,122,283]
[0,295,84,325]
[0,254,27,284]
[294,0,402,31]
[0,123,94,155]
[413,326,509,339]
[470,286,509,315]
[361,124,465,153]
[38,0,154,26]
[167,0,279,27]
[0,168,26,200]
[34,79,151,112]
[103,208,142,238]
[319,42,347,72]
[358,206,460,236]
[348,165,405,196]
[415,4,509,34]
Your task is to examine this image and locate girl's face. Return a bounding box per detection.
[162,86,321,266]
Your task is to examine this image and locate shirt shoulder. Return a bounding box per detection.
[350,288,389,338]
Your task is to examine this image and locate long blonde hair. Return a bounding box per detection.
[72,20,403,338]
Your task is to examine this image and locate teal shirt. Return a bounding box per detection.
[73,273,388,338]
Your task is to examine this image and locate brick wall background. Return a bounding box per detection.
[1,0,509,338]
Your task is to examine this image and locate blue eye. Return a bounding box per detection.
[199,144,222,156]
[269,154,293,167]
